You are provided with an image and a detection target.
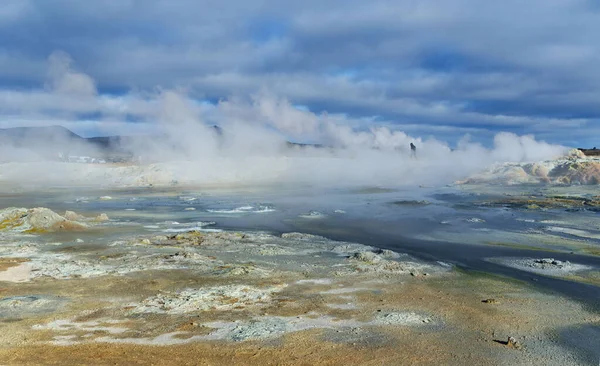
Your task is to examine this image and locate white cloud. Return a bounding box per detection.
[0,1,599,146]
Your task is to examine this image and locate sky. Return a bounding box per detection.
[0,0,599,147]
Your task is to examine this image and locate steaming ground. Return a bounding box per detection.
[0,141,579,190]
[1,122,599,365]
[0,86,571,190]
[0,53,574,189]
[2,49,599,365]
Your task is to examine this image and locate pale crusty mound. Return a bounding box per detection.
[0,207,108,233]
[458,150,600,186]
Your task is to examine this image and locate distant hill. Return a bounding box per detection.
[0,125,83,144]
[0,125,327,162]
[0,125,133,161]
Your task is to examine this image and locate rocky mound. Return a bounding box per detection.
[0,207,108,233]
[459,149,600,185]
[130,284,287,314]
[548,160,600,185]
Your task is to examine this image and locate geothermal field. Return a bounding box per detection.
[4,1,600,364]
[0,129,600,365]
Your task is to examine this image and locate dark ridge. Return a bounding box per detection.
[0,125,82,142]
[0,126,134,161]
[578,148,600,156]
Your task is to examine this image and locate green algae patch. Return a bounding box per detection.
[581,247,600,257]
[483,241,562,253]
[562,272,600,287]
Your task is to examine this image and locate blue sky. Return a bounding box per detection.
[0,0,599,147]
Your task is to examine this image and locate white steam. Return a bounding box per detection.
[0,52,569,188]
[47,51,97,97]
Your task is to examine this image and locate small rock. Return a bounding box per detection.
[376,249,399,259]
[466,217,486,223]
[482,298,498,304]
[64,211,85,221]
[351,251,381,264]
[140,239,151,245]
[95,213,110,222]
[535,258,555,264]
[507,336,521,349]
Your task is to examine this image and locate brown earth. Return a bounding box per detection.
[0,268,596,366]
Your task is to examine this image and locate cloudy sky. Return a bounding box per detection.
[0,0,599,147]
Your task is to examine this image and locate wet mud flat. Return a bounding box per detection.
[1,210,599,366]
